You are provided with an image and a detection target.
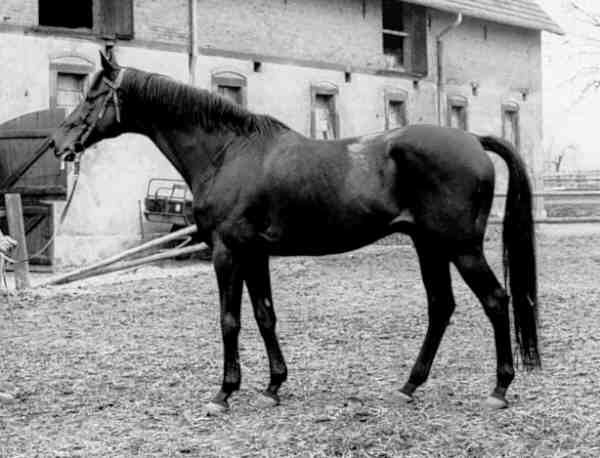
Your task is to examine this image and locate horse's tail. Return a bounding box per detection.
[477,135,540,369]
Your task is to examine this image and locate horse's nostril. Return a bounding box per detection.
[74,142,84,153]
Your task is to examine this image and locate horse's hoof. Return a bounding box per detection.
[256,391,280,408]
[398,391,414,404]
[483,394,508,410]
[203,400,229,416]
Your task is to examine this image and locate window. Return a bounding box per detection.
[502,103,520,150]
[38,0,134,39]
[447,96,468,130]
[310,85,339,140]
[212,72,247,107]
[385,91,408,130]
[49,60,93,115]
[381,1,428,74]
[56,74,86,115]
[39,0,93,29]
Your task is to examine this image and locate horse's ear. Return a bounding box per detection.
[99,50,119,74]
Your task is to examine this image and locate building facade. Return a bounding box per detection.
[0,0,561,267]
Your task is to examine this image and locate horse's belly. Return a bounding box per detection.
[261,210,398,256]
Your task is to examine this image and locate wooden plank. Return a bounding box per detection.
[38,225,198,287]
[0,130,54,139]
[43,243,208,286]
[5,194,30,289]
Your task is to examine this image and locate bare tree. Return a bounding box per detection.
[565,1,600,100]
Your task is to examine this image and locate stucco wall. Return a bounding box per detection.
[0,1,544,266]
[196,0,383,69]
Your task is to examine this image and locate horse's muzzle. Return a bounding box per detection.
[53,141,83,161]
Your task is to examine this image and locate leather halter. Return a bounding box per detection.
[75,68,126,148]
[98,68,125,123]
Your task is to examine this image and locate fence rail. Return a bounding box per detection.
[491,190,600,224]
[543,171,600,191]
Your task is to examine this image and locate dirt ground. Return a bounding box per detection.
[1,227,600,457]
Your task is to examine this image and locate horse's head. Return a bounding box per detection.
[50,51,126,161]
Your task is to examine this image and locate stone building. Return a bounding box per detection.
[0,0,561,267]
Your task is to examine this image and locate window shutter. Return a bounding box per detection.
[310,109,317,139]
[333,112,340,139]
[115,0,134,39]
[410,5,428,76]
[99,0,134,39]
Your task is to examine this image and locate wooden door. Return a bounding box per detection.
[0,108,66,267]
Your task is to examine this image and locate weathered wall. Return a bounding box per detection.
[0,0,544,266]
[0,0,36,26]
[195,0,383,69]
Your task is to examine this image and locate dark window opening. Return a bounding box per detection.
[39,0,93,29]
[381,1,428,75]
[387,100,407,130]
[447,97,468,130]
[310,86,339,140]
[383,0,405,30]
[212,73,247,107]
[314,94,336,140]
[382,0,408,68]
[502,104,520,150]
[383,34,406,68]
[218,85,243,106]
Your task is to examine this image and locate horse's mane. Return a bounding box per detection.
[123,68,289,136]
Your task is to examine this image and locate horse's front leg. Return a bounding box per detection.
[244,253,287,406]
[205,239,244,415]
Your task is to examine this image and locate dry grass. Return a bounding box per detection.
[1,230,600,457]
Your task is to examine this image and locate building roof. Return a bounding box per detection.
[405,0,564,34]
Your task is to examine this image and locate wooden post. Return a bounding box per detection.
[5,193,30,289]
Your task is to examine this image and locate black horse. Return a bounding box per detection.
[50,52,539,414]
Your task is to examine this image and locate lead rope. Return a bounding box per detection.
[0,153,82,275]
[1,69,125,288]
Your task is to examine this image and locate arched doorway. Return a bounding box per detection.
[0,108,66,268]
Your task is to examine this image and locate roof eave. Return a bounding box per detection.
[403,1,565,35]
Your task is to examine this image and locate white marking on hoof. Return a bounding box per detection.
[255,392,280,408]
[483,395,508,410]
[203,401,229,417]
[398,392,414,403]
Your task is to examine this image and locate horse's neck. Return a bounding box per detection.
[136,120,228,189]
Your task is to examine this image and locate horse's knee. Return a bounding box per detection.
[483,288,509,319]
[221,313,240,338]
[255,304,276,331]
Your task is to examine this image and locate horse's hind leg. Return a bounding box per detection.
[244,254,287,406]
[400,238,456,401]
[453,247,514,409]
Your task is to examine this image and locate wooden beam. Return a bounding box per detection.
[44,242,208,286]
[5,193,30,289]
[37,224,198,287]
